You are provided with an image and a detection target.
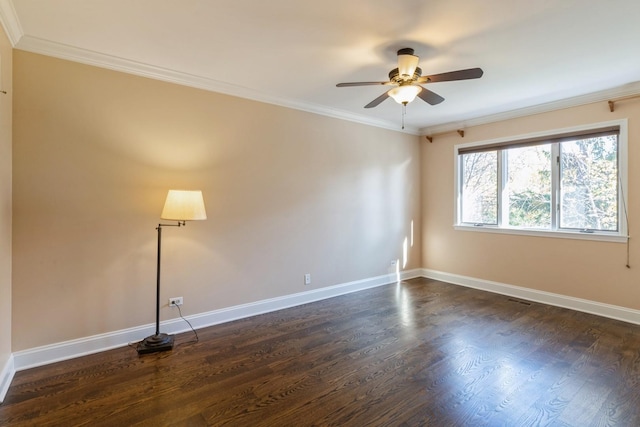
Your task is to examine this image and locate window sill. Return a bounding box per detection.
[454,224,628,243]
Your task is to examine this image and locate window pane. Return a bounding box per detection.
[505,145,552,228]
[560,136,618,231]
[461,151,497,224]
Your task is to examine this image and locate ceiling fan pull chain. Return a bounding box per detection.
[402,103,406,129]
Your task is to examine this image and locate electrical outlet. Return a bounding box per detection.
[169,297,183,307]
[304,273,311,285]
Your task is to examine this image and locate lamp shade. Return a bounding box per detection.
[160,190,207,221]
[388,85,422,105]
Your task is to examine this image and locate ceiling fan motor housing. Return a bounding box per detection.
[397,48,415,56]
[389,67,422,83]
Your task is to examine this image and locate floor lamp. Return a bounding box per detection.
[137,190,207,355]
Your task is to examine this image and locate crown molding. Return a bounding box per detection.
[9,24,638,137]
[14,35,421,135]
[420,81,640,136]
[0,0,23,46]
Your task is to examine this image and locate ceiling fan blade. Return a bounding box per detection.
[417,68,484,84]
[417,87,445,105]
[364,91,390,108]
[336,81,391,87]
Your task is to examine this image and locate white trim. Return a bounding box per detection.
[0,354,15,403]
[7,267,640,390]
[0,0,22,46]
[12,35,420,135]
[453,118,627,153]
[4,31,639,136]
[421,268,640,325]
[453,225,628,243]
[12,269,421,371]
[420,82,640,136]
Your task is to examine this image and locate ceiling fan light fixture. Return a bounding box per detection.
[388,85,422,105]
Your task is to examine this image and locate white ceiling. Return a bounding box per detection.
[2,0,640,134]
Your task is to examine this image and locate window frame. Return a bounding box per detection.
[453,119,628,243]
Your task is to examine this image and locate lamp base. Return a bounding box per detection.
[136,333,174,354]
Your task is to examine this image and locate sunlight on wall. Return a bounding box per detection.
[392,221,413,279]
[411,220,414,247]
[403,236,408,269]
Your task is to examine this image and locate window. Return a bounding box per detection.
[455,120,627,242]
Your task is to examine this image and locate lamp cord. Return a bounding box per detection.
[127,304,199,350]
[175,304,199,343]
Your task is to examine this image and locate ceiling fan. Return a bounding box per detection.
[336,48,483,108]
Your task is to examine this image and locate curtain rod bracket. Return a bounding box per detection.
[608,94,640,112]
[422,129,464,142]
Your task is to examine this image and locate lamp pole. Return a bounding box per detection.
[155,224,162,336]
[137,221,184,354]
[154,221,184,335]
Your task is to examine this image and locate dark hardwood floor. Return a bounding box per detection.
[2,277,640,426]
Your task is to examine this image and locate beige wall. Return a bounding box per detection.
[14,46,639,355]
[422,102,640,309]
[0,27,12,371]
[12,51,421,351]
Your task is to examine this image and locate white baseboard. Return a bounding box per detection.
[421,268,640,325]
[0,354,15,403]
[7,268,640,395]
[12,269,422,371]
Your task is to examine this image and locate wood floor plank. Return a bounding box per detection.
[2,278,640,426]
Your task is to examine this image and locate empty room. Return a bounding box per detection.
[1,1,640,426]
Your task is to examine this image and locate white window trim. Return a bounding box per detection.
[453,119,628,243]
